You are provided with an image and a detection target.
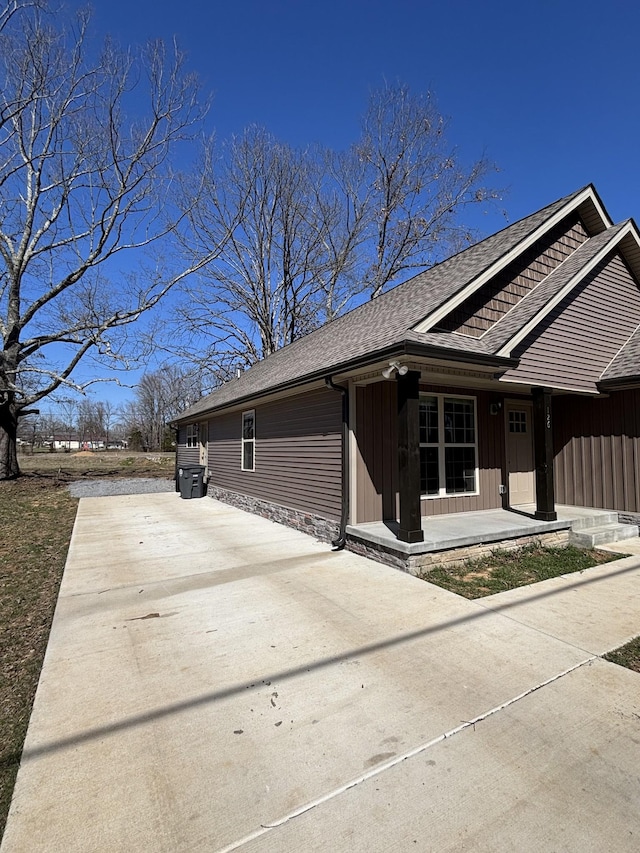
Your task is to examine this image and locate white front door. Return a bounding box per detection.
[505,403,534,506]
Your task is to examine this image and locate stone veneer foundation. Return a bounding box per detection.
[208,486,340,544]
[346,530,571,575]
[208,485,572,574]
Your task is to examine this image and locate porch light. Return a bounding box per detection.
[382,360,409,379]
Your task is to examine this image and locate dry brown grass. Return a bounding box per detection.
[0,476,77,839]
[18,449,175,479]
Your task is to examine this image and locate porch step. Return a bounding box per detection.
[569,522,639,548]
[568,510,619,530]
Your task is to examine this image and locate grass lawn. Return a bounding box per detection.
[420,542,640,676]
[603,637,640,673]
[418,542,625,599]
[0,452,174,841]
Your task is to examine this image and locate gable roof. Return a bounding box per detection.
[600,323,640,385]
[177,185,633,422]
[482,221,629,354]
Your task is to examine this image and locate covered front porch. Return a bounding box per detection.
[345,504,634,574]
[351,366,558,545]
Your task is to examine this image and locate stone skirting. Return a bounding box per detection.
[208,486,340,544]
[618,511,640,526]
[346,529,570,575]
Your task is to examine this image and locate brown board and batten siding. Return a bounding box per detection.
[503,252,640,392]
[437,215,589,337]
[554,390,640,514]
[176,425,200,467]
[207,387,342,521]
[355,382,398,524]
[355,383,505,523]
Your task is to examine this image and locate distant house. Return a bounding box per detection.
[175,185,640,568]
[49,435,81,451]
[47,436,114,451]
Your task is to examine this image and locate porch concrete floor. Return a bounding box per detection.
[346,504,613,555]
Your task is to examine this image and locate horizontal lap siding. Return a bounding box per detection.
[176,425,199,466]
[554,391,640,513]
[505,252,640,391]
[355,383,504,523]
[208,388,342,520]
[439,216,588,337]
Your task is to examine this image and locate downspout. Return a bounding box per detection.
[325,376,349,550]
[171,424,180,492]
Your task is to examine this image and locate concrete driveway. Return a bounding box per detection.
[3,494,640,852]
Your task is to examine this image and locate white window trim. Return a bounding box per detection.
[186,423,199,448]
[241,409,255,472]
[420,393,479,499]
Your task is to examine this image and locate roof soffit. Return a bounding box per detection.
[411,185,611,336]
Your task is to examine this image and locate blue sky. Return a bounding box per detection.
[68,0,640,402]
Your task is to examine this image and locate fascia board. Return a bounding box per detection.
[496,221,638,357]
[413,186,608,335]
[173,341,517,423]
[497,375,600,396]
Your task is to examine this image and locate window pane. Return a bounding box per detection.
[419,397,438,444]
[243,442,254,471]
[242,412,254,440]
[444,398,475,444]
[509,410,527,433]
[420,446,439,495]
[186,424,198,447]
[445,447,476,493]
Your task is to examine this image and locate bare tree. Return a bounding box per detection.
[174,83,499,378]
[358,83,499,298]
[0,4,213,478]
[121,365,203,451]
[173,127,367,380]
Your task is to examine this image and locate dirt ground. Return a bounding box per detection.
[17,450,176,481]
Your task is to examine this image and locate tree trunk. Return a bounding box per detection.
[0,402,20,479]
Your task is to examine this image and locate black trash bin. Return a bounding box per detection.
[178,464,206,499]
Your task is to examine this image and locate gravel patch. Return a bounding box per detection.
[67,478,175,498]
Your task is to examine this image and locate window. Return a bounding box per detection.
[419,395,477,497]
[241,410,255,471]
[509,410,527,433]
[186,423,199,447]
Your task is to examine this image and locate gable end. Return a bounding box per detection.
[435,214,589,337]
[500,250,640,392]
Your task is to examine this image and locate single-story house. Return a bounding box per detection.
[48,435,82,451]
[175,185,640,571]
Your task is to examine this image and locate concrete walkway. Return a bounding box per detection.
[2,494,640,852]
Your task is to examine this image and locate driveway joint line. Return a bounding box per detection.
[214,655,597,853]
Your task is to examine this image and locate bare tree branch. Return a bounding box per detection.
[0,3,212,478]
[171,84,500,380]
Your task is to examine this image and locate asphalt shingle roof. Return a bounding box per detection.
[600,323,640,382]
[178,187,592,421]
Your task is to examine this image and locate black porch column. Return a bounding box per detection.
[532,386,557,521]
[397,370,424,543]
